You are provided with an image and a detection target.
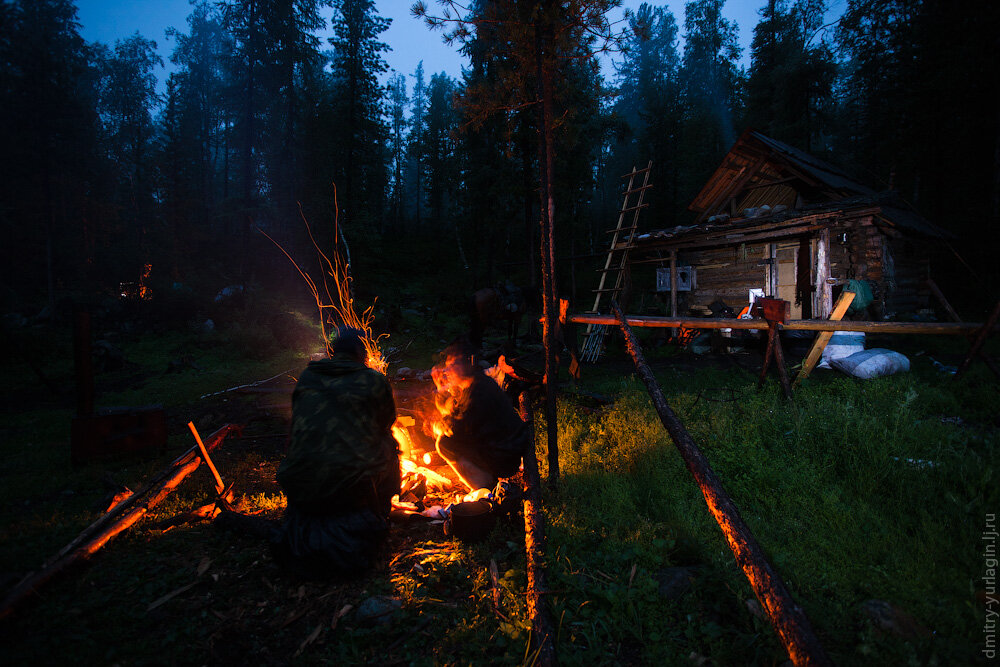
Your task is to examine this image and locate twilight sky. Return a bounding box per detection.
[73,1,843,94]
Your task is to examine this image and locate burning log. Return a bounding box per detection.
[518,392,557,667]
[610,301,831,667]
[0,424,239,622]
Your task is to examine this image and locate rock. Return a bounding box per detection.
[354,595,402,625]
[745,598,764,620]
[202,319,215,333]
[93,339,125,372]
[859,599,931,640]
[2,313,27,329]
[654,566,697,600]
[396,367,415,379]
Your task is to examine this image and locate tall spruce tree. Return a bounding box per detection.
[0,0,100,308]
[677,0,744,199]
[612,2,682,225]
[745,0,835,152]
[326,0,391,233]
[386,73,409,234]
[408,61,428,228]
[94,33,164,265]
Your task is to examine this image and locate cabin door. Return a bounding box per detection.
[772,242,803,319]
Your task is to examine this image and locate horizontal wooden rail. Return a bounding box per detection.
[568,313,996,336]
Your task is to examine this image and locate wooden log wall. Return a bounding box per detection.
[677,242,770,313]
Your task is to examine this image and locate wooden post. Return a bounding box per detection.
[793,290,857,388]
[518,393,557,667]
[815,230,831,319]
[73,309,94,417]
[758,325,776,389]
[956,299,1000,379]
[753,298,792,399]
[610,301,831,667]
[759,323,792,399]
[669,250,678,338]
[927,280,1000,380]
[772,325,793,400]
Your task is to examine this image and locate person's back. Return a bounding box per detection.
[272,329,399,575]
[278,354,397,513]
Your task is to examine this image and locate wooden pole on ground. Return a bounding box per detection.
[518,392,557,667]
[0,424,239,622]
[610,301,831,667]
[793,290,856,388]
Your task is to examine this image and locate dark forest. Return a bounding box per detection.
[1,0,997,316]
[1,1,999,665]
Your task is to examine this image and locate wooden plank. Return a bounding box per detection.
[568,313,995,335]
[792,291,856,388]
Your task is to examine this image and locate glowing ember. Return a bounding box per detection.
[400,458,453,490]
[260,188,388,374]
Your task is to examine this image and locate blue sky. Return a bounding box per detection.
[74,1,844,94]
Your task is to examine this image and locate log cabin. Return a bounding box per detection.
[627,130,952,320]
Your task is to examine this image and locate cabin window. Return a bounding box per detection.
[656,267,696,292]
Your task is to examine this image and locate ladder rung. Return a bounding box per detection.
[622,166,652,178]
[622,184,654,194]
[618,203,649,213]
[592,288,622,293]
[606,226,637,233]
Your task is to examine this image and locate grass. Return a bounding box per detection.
[0,310,997,665]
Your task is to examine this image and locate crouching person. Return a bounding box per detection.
[271,328,400,576]
[433,344,529,492]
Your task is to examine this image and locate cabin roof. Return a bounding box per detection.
[689,129,877,220]
[635,130,953,248]
[634,193,954,252]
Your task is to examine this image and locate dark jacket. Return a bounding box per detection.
[277,357,398,511]
[437,370,528,478]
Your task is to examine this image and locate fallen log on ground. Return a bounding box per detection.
[518,392,557,667]
[610,301,831,667]
[0,424,240,622]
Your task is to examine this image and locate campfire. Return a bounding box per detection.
[389,350,508,516]
[263,200,505,516]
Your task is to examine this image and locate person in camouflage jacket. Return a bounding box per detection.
[272,328,400,574]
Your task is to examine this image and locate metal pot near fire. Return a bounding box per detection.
[444,499,497,543]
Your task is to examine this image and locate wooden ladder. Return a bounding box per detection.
[580,161,652,362]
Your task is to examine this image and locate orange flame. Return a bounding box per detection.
[427,354,475,441]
